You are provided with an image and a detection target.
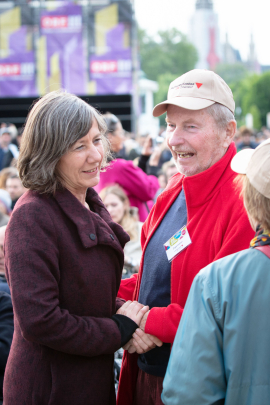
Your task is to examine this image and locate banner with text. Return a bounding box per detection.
[0,11,37,97]
[0,1,133,97]
[88,3,132,95]
[38,2,86,95]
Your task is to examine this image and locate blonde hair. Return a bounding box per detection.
[18,90,111,194]
[0,167,18,189]
[235,174,270,232]
[100,185,139,241]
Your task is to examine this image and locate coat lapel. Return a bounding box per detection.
[54,187,129,253]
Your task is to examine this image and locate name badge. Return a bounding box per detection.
[164,225,192,262]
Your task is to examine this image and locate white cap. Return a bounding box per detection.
[231,139,270,198]
[153,69,235,117]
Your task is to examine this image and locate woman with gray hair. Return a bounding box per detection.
[3,91,149,405]
[162,139,270,405]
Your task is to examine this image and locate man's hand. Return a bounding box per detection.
[132,328,163,354]
[122,338,137,353]
[121,307,163,354]
[139,309,150,332]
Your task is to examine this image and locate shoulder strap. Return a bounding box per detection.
[255,245,270,259]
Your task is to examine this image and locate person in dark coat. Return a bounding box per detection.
[5,175,26,210]
[0,291,13,405]
[3,91,149,405]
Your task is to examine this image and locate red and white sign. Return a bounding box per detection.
[0,63,34,77]
[90,60,132,74]
[91,61,118,74]
[0,64,20,76]
[41,16,68,29]
[41,15,82,29]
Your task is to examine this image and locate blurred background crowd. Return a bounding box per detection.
[0,114,269,277]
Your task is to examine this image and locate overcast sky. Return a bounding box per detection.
[134,0,270,65]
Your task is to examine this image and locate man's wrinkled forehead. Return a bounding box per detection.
[165,105,210,123]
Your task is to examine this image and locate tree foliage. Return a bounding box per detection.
[138,28,198,123]
[229,71,270,128]
[215,63,249,86]
[138,28,198,82]
[249,105,262,129]
[213,63,270,129]
[138,27,270,129]
[248,72,270,126]
[154,72,176,107]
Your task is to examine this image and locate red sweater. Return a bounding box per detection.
[117,143,254,405]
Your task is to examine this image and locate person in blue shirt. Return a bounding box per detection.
[162,139,270,405]
[237,126,258,151]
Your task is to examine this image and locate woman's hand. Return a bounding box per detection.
[123,329,163,354]
[116,300,149,325]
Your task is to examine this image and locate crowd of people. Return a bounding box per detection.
[0,68,269,405]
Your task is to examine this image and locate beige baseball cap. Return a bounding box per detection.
[153,69,235,117]
[231,138,270,198]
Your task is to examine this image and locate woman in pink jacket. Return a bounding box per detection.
[95,113,159,222]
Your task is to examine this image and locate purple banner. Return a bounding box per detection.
[0,2,133,98]
[41,2,86,95]
[0,26,37,97]
[90,23,132,95]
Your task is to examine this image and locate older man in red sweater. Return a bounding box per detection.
[117,69,254,405]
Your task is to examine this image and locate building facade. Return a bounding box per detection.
[189,0,222,70]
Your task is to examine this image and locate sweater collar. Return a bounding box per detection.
[163,142,237,208]
[54,187,129,250]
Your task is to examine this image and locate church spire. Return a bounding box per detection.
[196,0,213,10]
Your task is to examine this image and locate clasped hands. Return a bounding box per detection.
[116,300,163,354]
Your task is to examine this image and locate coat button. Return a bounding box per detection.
[89,233,96,241]
[110,234,114,240]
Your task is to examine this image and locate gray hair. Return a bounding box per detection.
[206,103,236,131]
[18,90,110,194]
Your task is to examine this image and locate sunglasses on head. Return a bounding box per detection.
[109,114,118,123]
[104,114,119,133]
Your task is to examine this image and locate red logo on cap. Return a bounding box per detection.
[196,83,203,89]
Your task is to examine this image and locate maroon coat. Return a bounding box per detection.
[3,187,129,405]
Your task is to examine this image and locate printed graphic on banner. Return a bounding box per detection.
[0,1,133,98]
[89,3,132,95]
[41,14,82,31]
[164,226,192,262]
[39,2,86,95]
[0,17,37,97]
